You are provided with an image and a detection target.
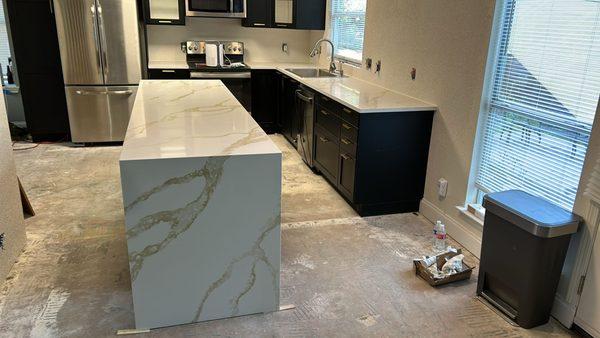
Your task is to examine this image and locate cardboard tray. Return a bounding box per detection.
[414,249,474,286]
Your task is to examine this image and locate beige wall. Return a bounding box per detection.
[313,0,497,250]
[147,18,318,63]
[0,90,26,281]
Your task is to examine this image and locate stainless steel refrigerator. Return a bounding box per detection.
[53,0,142,143]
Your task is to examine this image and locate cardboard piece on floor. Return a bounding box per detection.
[18,177,34,218]
[116,328,151,335]
[279,304,296,311]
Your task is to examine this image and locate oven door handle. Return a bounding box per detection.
[190,72,251,79]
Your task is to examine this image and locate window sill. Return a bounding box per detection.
[456,205,484,227]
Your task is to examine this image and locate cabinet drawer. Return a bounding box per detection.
[340,134,357,157]
[148,69,190,79]
[339,152,356,200]
[314,126,339,181]
[339,105,359,127]
[340,122,358,142]
[317,94,359,127]
[315,106,340,137]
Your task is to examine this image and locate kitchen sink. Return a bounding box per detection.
[286,68,342,78]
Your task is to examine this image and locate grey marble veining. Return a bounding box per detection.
[120,80,280,162]
[120,80,281,329]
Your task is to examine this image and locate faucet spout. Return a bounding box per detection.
[310,38,337,73]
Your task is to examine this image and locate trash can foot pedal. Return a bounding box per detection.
[477,295,518,327]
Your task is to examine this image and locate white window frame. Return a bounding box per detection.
[329,0,367,66]
[468,0,600,211]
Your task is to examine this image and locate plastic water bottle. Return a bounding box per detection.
[433,220,447,252]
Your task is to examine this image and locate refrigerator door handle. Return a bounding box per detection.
[96,0,109,81]
[90,3,102,73]
[107,90,133,95]
[75,90,106,95]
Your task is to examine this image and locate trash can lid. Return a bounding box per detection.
[483,190,582,238]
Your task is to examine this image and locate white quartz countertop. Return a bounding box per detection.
[120,80,281,162]
[145,60,437,113]
[246,62,437,113]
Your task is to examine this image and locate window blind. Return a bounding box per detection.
[476,0,600,210]
[331,0,366,63]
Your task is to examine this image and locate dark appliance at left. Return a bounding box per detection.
[5,0,70,142]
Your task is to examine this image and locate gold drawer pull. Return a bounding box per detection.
[342,123,351,130]
[343,107,352,114]
[322,96,330,101]
[341,138,352,145]
[341,154,351,160]
[321,110,329,116]
[319,136,329,143]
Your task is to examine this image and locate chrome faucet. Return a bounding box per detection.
[310,38,337,74]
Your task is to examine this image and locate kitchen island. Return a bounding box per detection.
[119,80,281,329]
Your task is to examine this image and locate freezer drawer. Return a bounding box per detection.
[65,86,137,142]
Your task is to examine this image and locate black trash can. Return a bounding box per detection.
[477,190,581,329]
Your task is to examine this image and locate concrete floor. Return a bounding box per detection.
[0,134,575,337]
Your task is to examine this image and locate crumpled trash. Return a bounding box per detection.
[441,254,464,275]
[417,247,464,280]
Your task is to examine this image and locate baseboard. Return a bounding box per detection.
[551,295,577,328]
[574,317,600,338]
[419,198,482,258]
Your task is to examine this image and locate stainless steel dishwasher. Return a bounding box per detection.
[295,85,315,168]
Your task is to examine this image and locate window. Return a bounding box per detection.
[0,1,12,79]
[330,0,367,64]
[475,0,600,210]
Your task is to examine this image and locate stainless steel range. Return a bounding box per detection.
[185,41,251,111]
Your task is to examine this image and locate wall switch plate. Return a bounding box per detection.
[282,43,289,53]
[438,178,448,198]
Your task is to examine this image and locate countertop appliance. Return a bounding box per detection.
[186,0,246,18]
[53,0,142,143]
[185,40,251,111]
[295,85,315,168]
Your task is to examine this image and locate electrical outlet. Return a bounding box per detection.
[281,43,289,54]
[365,58,373,70]
[438,178,448,198]
[375,60,382,73]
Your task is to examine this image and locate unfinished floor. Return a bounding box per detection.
[0,134,575,337]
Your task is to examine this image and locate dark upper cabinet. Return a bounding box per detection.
[272,0,294,29]
[294,0,326,30]
[243,0,272,28]
[142,0,185,25]
[243,0,325,30]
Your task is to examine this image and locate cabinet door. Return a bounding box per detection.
[281,77,299,144]
[295,0,325,30]
[314,127,339,183]
[338,152,356,200]
[242,0,272,28]
[143,0,185,25]
[251,70,277,133]
[273,0,294,28]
